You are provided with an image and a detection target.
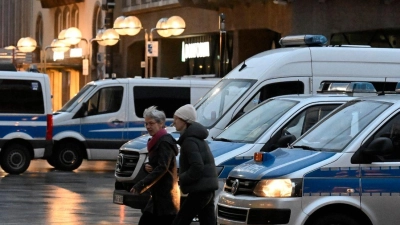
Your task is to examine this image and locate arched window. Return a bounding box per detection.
[93,2,102,37]
[63,7,71,29]
[35,13,43,48]
[54,8,62,38]
[71,5,79,27]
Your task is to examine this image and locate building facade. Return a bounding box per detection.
[1,0,400,110]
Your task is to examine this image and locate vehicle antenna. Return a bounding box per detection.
[238,61,247,72]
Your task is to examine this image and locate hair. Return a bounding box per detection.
[143,106,166,124]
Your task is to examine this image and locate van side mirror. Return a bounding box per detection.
[72,102,88,119]
[267,134,296,151]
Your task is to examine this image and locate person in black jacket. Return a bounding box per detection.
[131,106,180,225]
[171,104,218,225]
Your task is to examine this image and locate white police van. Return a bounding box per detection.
[0,71,53,174]
[113,34,400,209]
[50,75,219,171]
[217,92,400,225]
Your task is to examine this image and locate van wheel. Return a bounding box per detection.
[312,213,359,225]
[46,157,56,168]
[53,142,83,171]
[0,144,30,174]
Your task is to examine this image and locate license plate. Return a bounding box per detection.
[113,193,123,204]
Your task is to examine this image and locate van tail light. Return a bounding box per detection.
[46,114,53,140]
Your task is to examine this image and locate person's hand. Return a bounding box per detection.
[144,164,153,173]
[130,187,137,193]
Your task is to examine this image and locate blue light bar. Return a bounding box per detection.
[279,35,328,47]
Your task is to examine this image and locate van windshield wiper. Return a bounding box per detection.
[212,137,233,142]
[292,145,317,150]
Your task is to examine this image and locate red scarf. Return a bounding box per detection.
[147,128,168,152]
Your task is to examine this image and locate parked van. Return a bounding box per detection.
[49,76,219,171]
[113,34,400,209]
[113,82,374,209]
[218,93,400,225]
[0,71,53,174]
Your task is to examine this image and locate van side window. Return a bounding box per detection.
[134,86,190,118]
[368,113,400,161]
[243,81,304,113]
[0,79,44,114]
[282,104,340,139]
[87,86,123,116]
[262,104,339,152]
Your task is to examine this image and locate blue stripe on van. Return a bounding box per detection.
[0,115,47,138]
[303,166,400,196]
[0,115,47,121]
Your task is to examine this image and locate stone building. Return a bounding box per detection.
[1,0,400,110]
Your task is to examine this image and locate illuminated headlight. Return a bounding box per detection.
[253,178,302,197]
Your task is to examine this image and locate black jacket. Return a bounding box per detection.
[133,134,180,216]
[177,122,218,194]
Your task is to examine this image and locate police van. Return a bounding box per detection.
[0,71,53,174]
[50,75,219,171]
[218,92,400,225]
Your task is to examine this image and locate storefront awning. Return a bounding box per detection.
[40,0,84,8]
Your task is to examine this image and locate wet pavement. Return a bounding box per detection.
[0,160,142,225]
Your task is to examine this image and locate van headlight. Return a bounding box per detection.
[253,178,302,197]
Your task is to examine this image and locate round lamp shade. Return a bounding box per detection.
[58,29,67,40]
[156,18,171,38]
[101,29,120,46]
[96,29,107,46]
[50,39,71,53]
[166,16,185,36]
[114,16,142,36]
[113,16,127,35]
[17,37,37,53]
[124,16,142,36]
[64,27,82,45]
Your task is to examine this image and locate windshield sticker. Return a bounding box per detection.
[31,82,39,91]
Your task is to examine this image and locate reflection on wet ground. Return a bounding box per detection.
[0,160,141,225]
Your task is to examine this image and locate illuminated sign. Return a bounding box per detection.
[182,41,210,61]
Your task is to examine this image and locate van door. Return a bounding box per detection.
[81,83,127,159]
[358,112,400,224]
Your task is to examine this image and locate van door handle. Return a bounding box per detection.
[112,119,124,124]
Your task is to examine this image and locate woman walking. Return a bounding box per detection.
[131,106,180,225]
[171,104,218,225]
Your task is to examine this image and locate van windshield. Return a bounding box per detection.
[215,98,299,143]
[57,84,96,112]
[196,79,255,127]
[293,100,392,152]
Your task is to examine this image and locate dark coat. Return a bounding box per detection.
[133,134,180,216]
[177,122,218,194]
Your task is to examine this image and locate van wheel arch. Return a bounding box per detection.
[0,140,33,174]
[51,139,87,171]
[305,204,372,225]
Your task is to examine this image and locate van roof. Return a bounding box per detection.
[224,47,400,80]
[88,77,220,86]
[0,71,49,79]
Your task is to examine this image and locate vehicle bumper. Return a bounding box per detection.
[113,189,150,209]
[217,192,306,225]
